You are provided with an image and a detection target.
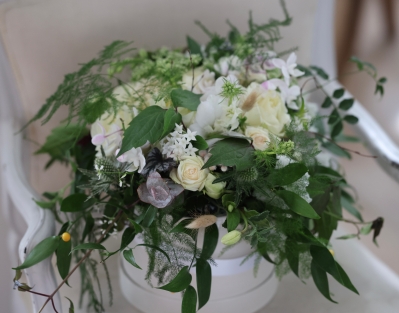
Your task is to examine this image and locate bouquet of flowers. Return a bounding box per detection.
[13,3,386,313]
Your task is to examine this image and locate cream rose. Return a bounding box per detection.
[245,126,271,151]
[204,173,226,199]
[170,156,209,191]
[241,82,291,136]
[182,67,215,94]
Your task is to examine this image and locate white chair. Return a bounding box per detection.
[1,0,399,312]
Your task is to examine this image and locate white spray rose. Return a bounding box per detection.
[241,82,291,136]
[90,105,134,157]
[170,156,209,191]
[182,67,215,94]
[245,126,271,151]
[204,173,226,199]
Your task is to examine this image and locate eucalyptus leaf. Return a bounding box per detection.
[118,106,165,155]
[56,239,72,280]
[171,89,201,111]
[196,258,212,310]
[339,99,354,111]
[331,121,343,138]
[321,97,332,108]
[203,138,254,171]
[343,115,359,124]
[276,190,320,219]
[158,266,192,292]
[123,249,142,270]
[182,285,197,313]
[13,236,60,270]
[120,227,136,251]
[333,88,345,99]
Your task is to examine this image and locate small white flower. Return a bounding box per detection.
[161,125,198,160]
[272,53,304,85]
[262,78,300,109]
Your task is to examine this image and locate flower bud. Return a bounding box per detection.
[221,230,241,246]
[228,204,234,213]
[204,174,226,199]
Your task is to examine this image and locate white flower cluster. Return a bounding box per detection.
[161,124,198,161]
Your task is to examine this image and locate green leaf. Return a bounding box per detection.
[360,223,373,235]
[276,190,320,219]
[141,205,158,228]
[203,138,254,171]
[13,236,60,270]
[136,244,171,263]
[128,218,143,233]
[196,258,212,310]
[336,234,358,240]
[192,135,208,150]
[321,97,332,108]
[339,99,354,110]
[322,142,351,159]
[343,115,359,124]
[335,261,359,295]
[331,121,343,138]
[72,243,106,252]
[182,285,197,313]
[82,213,95,242]
[65,297,75,313]
[200,223,218,260]
[257,242,277,264]
[310,65,329,80]
[120,227,136,251]
[158,266,192,292]
[333,88,345,99]
[187,36,202,56]
[171,89,202,111]
[162,108,182,138]
[56,239,72,280]
[328,109,340,125]
[123,249,142,270]
[311,260,337,303]
[118,106,165,155]
[378,77,387,84]
[227,209,240,232]
[285,238,299,277]
[61,193,89,212]
[267,163,308,186]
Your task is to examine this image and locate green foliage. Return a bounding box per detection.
[203,138,254,171]
[120,227,136,251]
[56,239,72,280]
[196,258,212,309]
[162,108,182,137]
[171,89,202,111]
[158,266,192,292]
[182,285,198,313]
[61,193,90,212]
[267,163,308,186]
[14,236,60,270]
[200,224,219,260]
[276,190,320,219]
[72,243,106,252]
[123,249,142,270]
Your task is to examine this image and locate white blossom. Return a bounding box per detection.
[161,124,198,161]
[272,52,304,85]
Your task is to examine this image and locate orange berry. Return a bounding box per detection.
[61,232,71,242]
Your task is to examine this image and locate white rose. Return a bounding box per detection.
[182,67,215,94]
[245,126,271,151]
[241,82,291,136]
[204,173,226,199]
[170,156,209,191]
[90,105,134,156]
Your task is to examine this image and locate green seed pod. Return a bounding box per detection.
[221,230,241,246]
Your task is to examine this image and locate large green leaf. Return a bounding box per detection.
[203,138,254,171]
[311,260,337,303]
[182,285,197,313]
[187,36,202,56]
[276,190,320,219]
[120,227,136,251]
[285,238,299,277]
[200,223,218,260]
[141,205,158,228]
[196,258,212,310]
[123,249,142,270]
[61,193,90,212]
[56,239,72,280]
[118,106,165,155]
[267,163,308,186]
[171,89,201,111]
[227,209,241,232]
[162,108,182,138]
[158,266,192,292]
[13,236,60,270]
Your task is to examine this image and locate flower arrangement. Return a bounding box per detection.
[12,2,386,313]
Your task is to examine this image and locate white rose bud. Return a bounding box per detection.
[221,230,242,246]
[204,173,226,199]
[170,156,209,191]
[245,126,271,151]
[241,82,291,136]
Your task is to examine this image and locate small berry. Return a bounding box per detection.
[61,232,71,242]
